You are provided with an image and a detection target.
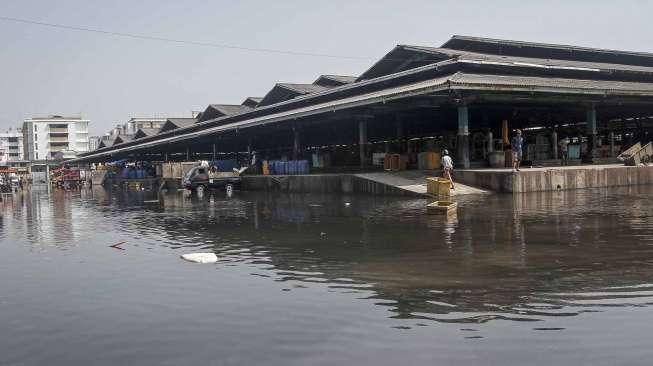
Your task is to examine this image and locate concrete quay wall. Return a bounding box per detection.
[456,165,653,193]
[241,175,423,196]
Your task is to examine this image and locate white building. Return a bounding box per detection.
[88,136,101,151]
[0,128,24,163]
[107,117,167,139]
[125,118,166,135]
[22,115,90,161]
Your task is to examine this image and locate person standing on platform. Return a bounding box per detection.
[559,136,570,165]
[511,129,524,171]
[441,149,455,190]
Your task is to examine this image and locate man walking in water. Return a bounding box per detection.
[511,129,524,171]
[441,149,455,190]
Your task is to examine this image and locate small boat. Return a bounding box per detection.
[427,201,457,215]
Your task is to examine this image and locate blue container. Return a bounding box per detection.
[299,160,309,174]
[137,169,145,179]
[128,169,136,179]
[213,159,238,172]
[288,161,295,175]
[121,169,129,179]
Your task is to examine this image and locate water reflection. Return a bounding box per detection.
[2,185,653,328]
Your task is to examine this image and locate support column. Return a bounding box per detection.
[609,131,615,157]
[186,146,191,161]
[292,127,301,160]
[586,106,597,162]
[552,129,558,160]
[212,143,217,161]
[395,115,405,153]
[487,130,494,153]
[358,119,368,168]
[457,106,470,169]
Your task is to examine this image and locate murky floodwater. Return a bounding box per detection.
[1,186,652,365]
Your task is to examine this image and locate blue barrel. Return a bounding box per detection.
[121,169,129,179]
[137,169,145,179]
[128,169,136,179]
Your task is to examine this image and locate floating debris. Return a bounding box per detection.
[109,241,126,251]
[180,252,218,264]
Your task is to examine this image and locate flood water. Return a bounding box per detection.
[1,185,653,365]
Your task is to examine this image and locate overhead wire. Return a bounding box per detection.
[0,15,373,61]
[0,15,459,64]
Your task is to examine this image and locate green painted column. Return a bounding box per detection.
[587,106,597,161]
[358,119,368,167]
[457,106,470,169]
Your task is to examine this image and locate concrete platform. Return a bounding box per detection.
[355,171,490,196]
[456,164,653,193]
[241,172,489,197]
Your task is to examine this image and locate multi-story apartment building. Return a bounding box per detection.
[22,115,90,160]
[0,128,25,163]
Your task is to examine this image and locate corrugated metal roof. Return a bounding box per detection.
[258,83,331,107]
[166,118,196,127]
[395,45,653,74]
[449,73,653,94]
[73,71,653,161]
[113,134,133,144]
[241,97,263,108]
[208,104,253,116]
[313,75,357,87]
[279,83,330,94]
[446,35,653,59]
[134,128,160,139]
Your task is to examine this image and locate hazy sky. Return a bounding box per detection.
[2,0,652,135]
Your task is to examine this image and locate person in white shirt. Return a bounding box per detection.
[559,137,570,165]
[441,149,455,189]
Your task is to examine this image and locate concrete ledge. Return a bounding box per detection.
[456,165,653,192]
[242,175,354,194]
[241,174,424,196]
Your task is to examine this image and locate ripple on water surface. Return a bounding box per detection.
[0,186,652,365]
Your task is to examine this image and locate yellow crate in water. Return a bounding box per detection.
[427,200,458,215]
[426,177,438,195]
[437,178,452,196]
[426,177,451,196]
